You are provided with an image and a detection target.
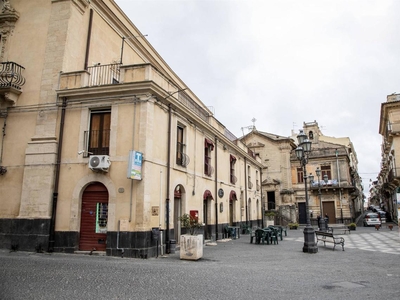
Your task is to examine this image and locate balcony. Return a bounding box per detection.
[386,167,400,190]
[0,61,26,106]
[248,178,253,189]
[204,161,214,177]
[58,63,210,123]
[230,174,237,185]
[176,151,190,167]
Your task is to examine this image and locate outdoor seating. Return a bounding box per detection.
[265,227,279,244]
[225,225,236,239]
[241,223,251,234]
[255,229,270,244]
[315,230,345,251]
[267,225,283,241]
[274,225,287,237]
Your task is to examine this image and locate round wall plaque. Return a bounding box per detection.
[218,188,224,198]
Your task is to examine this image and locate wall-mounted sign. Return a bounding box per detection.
[218,188,224,198]
[127,150,143,180]
[152,206,159,216]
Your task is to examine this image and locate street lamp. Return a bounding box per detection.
[315,168,329,230]
[295,130,318,254]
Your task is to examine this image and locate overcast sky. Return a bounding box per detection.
[115,0,400,195]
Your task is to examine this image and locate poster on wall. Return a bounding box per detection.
[127,150,143,180]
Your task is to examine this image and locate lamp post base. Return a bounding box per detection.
[302,226,318,253]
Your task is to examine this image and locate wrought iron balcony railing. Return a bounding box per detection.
[248,180,253,189]
[176,151,190,167]
[0,62,25,90]
[230,174,237,184]
[204,161,214,177]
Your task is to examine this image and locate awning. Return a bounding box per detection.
[230,154,237,163]
[205,138,214,151]
[203,190,214,200]
[229,190,237,201]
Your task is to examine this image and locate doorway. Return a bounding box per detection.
[323,201,335,224]
[203,190,213,240]
[298,202,306,224]
[267,191,276,210]
[79,182,109,251]
[174,185,183,243]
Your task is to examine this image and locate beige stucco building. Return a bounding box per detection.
[240,122,363,225]
[291,121,364,225]
[240,129,297,223]
[0,0,263,257]
[377,93,400,224]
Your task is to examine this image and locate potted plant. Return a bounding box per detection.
[178,213,203,260]
[347,223,357,231]
[288,223,299,230]
[265,211,276,226]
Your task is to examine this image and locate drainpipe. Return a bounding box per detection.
[84,9,93,70]
[165,104,172,253]
[336,149,343,223]
[48,97,67,252]
[260,166,263,227]
[0,110,8,175]
[244,157,248,225]
[214,136,218,240]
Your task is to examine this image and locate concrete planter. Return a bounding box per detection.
[180,234,203,260]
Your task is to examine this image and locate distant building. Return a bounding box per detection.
[239,128,298,224]
[240,121,363,225]
[291,121,363,225]
[377,93,400,223]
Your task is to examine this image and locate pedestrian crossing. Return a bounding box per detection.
[291,230,400,254]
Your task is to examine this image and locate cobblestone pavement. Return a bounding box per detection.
[1,226,399,300]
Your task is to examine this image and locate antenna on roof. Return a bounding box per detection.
[241,118,256,136]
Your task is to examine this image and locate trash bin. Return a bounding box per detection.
[169,239,176,254]
[151,227,160,241]
[323,217,329,231]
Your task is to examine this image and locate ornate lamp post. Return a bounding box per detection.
[315,168,329,230]
[295,130,318,254]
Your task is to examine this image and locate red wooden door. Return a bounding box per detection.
[79,183,108,251]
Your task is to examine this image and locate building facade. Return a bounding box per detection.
[0,0,263,257]
[291,121,364,225]
[239,128,297,224]
[377,93,400,224]
[240,121,363,225]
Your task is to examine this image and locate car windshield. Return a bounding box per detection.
[367,213,379,218]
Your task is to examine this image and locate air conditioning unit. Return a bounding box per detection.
[89,155,111,172]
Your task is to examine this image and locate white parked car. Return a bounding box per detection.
[363,213,381,227]
[376,210,386,223]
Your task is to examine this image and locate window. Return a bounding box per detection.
[321,165,331,180]
[230,155,237,184]
[176,125,187,167]
[309,131,314,140]
[256,170,260,191]
[297,167,304,183]
[204,138,214,176]
[247,165,253,189]
[86,110,111,156]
